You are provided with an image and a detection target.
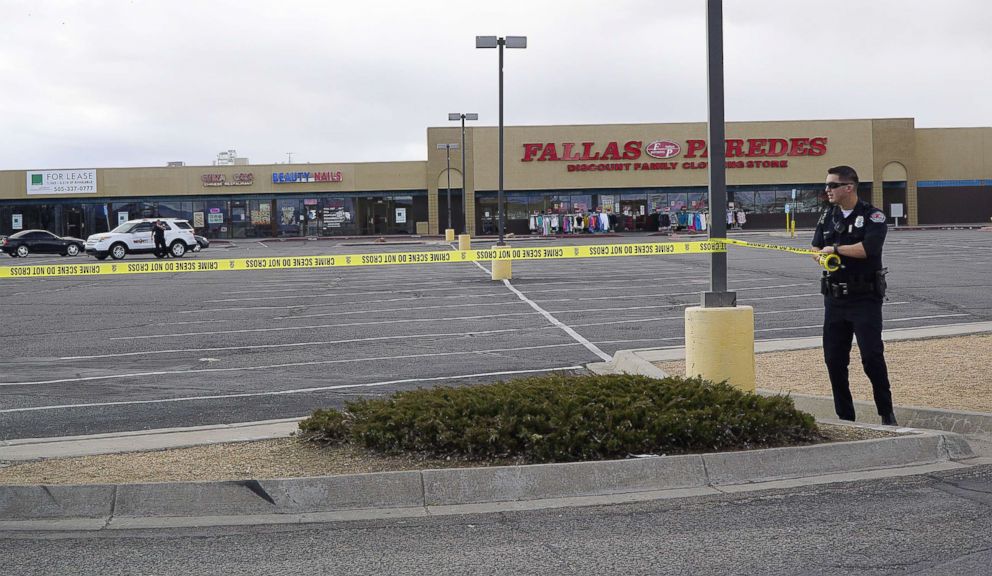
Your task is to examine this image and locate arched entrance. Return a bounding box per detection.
[437,169,465,233]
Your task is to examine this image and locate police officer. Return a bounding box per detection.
[152,219,169,258]
[812,165,897,426]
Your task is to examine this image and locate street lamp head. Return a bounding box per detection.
[505,36,527,48]
[448,113,461,121]
[448,113,480,122]
[475,36,498,49]
[465,113,479,120]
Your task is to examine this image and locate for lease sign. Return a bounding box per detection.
[26,170,97,195]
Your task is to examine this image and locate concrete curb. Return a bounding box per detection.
[0,418,303,461]
[778,393,992,436]
[0,428,973,525]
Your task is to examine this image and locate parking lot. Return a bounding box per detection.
[1,229,989,441]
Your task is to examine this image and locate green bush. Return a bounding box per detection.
[298,374,818,463]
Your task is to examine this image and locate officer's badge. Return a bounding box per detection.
[869,211,886,223]
[855,215,864,228]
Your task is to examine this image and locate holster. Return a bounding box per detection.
[875,268,888,298]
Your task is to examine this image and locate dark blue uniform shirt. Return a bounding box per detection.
[812,200,887,282]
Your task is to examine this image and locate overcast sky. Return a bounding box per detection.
[2,0,989,170]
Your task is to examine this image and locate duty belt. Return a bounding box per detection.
[821,273,876,298]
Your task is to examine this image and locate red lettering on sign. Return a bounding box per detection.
[685,139,707,158]
[809,137,828,156]
[726,139,744,158]
[538,143,560,161]
[600,142,620,161]
[788,138,810,156]
[561,142,581,161]
[746,139,768,157]
[767,139,788,156]
[521,143,543,161]
[622,141,642,160]
[581,142,598,160]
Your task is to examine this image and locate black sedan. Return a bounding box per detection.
[1,229,85,258]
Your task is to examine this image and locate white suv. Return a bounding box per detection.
[85,218,198,260]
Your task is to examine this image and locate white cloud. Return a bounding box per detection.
[0,0,989,169]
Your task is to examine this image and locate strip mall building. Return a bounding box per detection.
[1,117,990,239]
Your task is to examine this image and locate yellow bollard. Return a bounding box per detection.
[445,228,455,242]
[684,305,755,392]
[491,244,512,280]
[458,234,472,251]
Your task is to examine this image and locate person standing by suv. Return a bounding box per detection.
[152,219,168,257]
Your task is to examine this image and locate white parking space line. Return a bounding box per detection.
[212,273,776,296]
[0,366,585,414]
[2,343,584,387]
[112,311,548,340]
[500,279,612,362]
[886,313,969,322]
[201,274,780,303]
[568,307,824,329]
[741,293,822,302]
[477,277,780,296]
[532,283,811,303]
[272,300,530,320]
[58,328,537,360]
[203,284,507,303]
[180,291,521,314]
[466,257,611,362]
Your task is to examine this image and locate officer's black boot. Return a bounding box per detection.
[881,412,898,426]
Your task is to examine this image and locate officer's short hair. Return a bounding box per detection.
[827,165,859,185]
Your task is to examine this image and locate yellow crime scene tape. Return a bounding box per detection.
[0,239,838,279]
[0,240,726,279]
[723,239,841,272]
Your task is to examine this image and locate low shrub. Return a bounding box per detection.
[298,374,818,463]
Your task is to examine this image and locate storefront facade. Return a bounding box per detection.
[2,117,990,238]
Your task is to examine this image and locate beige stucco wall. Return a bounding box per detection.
[915,128,992,180]
[462,119,875,192]
[869,118,917,223]
[0,161,427,201]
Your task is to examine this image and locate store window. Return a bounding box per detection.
[276,199,301,237]
[687,191,707,211]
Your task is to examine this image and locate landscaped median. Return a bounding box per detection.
[0,374,978,527]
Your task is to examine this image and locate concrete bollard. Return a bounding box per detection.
[445,228,455,242]
[684,305,755,391]
[491,244,512,280]
[458,234,472,251]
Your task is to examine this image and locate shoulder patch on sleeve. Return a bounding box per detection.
[869,211,886,223]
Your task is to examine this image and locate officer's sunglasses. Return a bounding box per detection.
[825,182,854,190]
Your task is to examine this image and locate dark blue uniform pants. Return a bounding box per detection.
[823,295,893,420]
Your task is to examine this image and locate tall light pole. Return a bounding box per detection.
[703,0,734,308]
[437,143,459,234]
[448,112,479,234]
[286,152,293,164]
[476,35,526,246]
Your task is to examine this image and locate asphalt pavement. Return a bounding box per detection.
[1,230,989,440]
[4,463,992,576]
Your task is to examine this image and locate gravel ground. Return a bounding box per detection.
[0,424,892,485]
[655,334,992,413]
